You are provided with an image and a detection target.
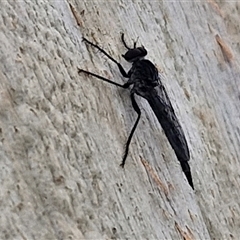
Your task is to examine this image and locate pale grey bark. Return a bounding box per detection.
[0,0,239,239]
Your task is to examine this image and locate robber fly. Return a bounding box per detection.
[78,33,194,189]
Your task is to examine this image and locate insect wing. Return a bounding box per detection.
[147,82,190,162]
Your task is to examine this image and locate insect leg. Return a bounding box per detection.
[82,37,129,78]
[78,68,130,88]
[120,93,141,167]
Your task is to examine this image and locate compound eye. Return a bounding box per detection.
[122,47,147,62]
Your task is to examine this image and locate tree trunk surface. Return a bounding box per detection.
[1,1,239,239]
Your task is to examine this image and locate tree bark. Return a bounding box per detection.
[0,0,239,239]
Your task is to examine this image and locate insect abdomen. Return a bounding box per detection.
[147,95,194,188]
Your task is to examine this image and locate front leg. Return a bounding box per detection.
[83,37,129,78]
[78,68,131,89]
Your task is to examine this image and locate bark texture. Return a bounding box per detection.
[0,0,240,239]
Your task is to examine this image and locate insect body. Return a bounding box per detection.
[78,33,194,189]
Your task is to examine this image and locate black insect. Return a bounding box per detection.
[78,33,194,189]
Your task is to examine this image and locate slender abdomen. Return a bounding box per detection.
[147,96,190,162]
